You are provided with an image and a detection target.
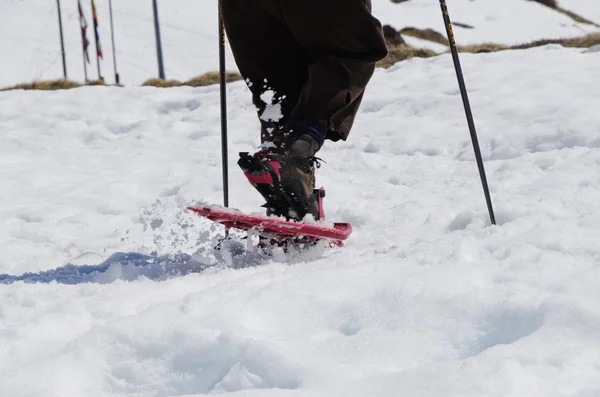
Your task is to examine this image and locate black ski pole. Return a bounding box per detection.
[438,0,496,225]
[218,9,229,208]
[152,0,166,80]
[56,0,67,79]
[108,0,120,84]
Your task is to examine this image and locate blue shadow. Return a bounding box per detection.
[0,252,216,285]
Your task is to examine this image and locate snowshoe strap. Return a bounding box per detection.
[238,152,294,215]
[238,152,324,221]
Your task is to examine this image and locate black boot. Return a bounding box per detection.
[239,131,323,221]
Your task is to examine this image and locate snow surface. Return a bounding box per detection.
[2,43,600,396]
[373,0,599,46]
[0,0,236,87]
[2,0,600,87]
[400,35,449,53]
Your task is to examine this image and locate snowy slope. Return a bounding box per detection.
[2,0,600,87]
[375,0,599,45]
[0,0,235,87]
[2,44,600,396]
[378,0,600,46]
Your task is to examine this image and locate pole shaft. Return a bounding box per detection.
[439,0,496,225]
[81,32,88,82]
[95,32,102,80]
[83,54,88,82]
[219,10,229,208]
[78,1,88,82]
[90,0,102,81]
[152,0,166,80]
[56,0,67,78]
[96,53,102,80]
[108,0,120,84]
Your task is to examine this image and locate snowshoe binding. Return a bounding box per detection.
[238,132,325,222]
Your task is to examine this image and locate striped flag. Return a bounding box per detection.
[78,0,90,63]
[91,0,103,59]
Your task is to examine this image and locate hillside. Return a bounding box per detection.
[1,0,599,87]
[2,43,600,395]
[1,1,600,396]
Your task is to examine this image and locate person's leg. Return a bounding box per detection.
[276,0,388,141]
[220,0,386,221]
[219,0,309,142]
[221,0,319,220]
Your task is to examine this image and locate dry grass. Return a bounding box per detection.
[458,43,510,53]
[185,71,242,87]
[141,72,243,88]
[86,79,107,86]
[1,72,244,91]
[400,27,449,46]
[377,44,437,68]
[376,30,600,68]
[142,78,184,88]
[0,78,116,91]
[562,32,600,47]
[0,78,82,91]
[512,32,600,50]
[455,33,600,54]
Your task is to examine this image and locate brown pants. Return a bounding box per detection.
[219,0,388,142]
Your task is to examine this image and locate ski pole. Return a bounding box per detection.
[108,0,120,84]
[218,9,229,208]
[152,0,165,79]
[438,0,496,225]
[56,0,67,79]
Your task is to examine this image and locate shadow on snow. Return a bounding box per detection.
[0,242,268,285]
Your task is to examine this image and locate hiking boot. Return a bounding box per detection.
[239,130,324,222]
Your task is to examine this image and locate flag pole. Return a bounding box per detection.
[152,0,166,80]
[108,0,120,84]
[95,44,103,81]
[82,51,89,82]
[91,0,103,81]
[56,0,68,79]
[78,0,89,82]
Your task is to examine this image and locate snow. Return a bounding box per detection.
[371,0,599,46]
[583,44,600,53]
[2,42,600,395]
[2,0,600,87]
[3,0,600,395]
[0,0,236,87]
[401,35,449,53]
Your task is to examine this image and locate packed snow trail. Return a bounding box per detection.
[1,46,600,396]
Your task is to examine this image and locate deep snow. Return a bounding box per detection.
[2,42,600,396]
[3,0,600,395]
